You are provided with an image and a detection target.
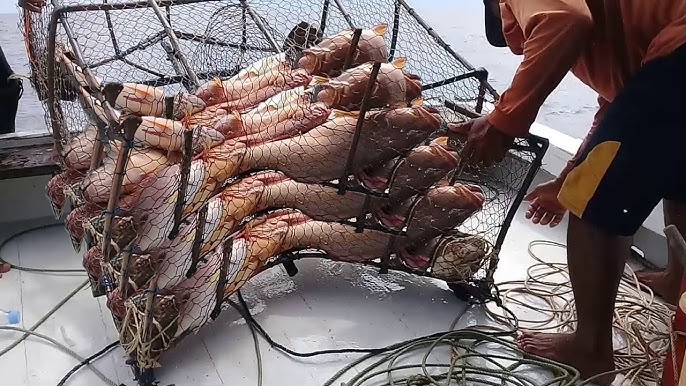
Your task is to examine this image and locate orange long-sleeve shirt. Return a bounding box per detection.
[487,0,686,140]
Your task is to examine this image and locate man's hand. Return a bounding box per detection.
[0,262,10,279]
[524,178,567,227]
[448,116,515,167]
[18,0,46,13]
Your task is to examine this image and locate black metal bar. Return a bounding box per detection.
[421,69,488,92]
[161,39,195,92]
[388,0,401,61]
[136,68,241,87]
[168,129,195,239]
[121,57,168,79]
[493,135,549,250]
[147,0,200,90]
[331,0,356,29]
[118,246,133,297]
[175,31,274,52]
[240,0,281,53]
[240,7,248,60]
[57,0,225,14]
[164,96,175,119]
[354,195,371,233]
[142,275,159,362]
[102,0,122,57]
[474,67,489,113]
[319,0,331,35]
[338,61,381,194]
[443,100,480,119]
[395,0,499,100]
[282,260,299,277]
[89,31,166,69]
[186,204,208,278]
[342,29,362,71]
[210,237,233,320]
[101,118,138,259]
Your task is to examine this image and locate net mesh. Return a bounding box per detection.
[25,0,547,372]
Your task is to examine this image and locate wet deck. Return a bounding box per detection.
[0,172,658,386]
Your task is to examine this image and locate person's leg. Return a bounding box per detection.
[518,43,686,383]
[635,200,686,305]
[0,44,21,135]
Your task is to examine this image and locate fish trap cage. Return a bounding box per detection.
[24,0,548,381]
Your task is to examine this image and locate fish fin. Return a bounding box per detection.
[311,75,329,85]
[430,136,449,147]
[373,23,389,36]
[331,109,360,118]
[392,57,407,70]
[410,96,424,106]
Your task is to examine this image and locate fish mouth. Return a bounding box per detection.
[372,204,407,230]
[357,168,389,191]
[396,246,431,270]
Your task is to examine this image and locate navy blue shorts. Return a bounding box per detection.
[558,43,686,237]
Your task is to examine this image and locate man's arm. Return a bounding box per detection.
[559,96,610,179]
[487,0,593,137]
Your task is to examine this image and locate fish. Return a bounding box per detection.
[62,123,100,171]
[387,184,485,244]
[65,202,104,251]
[194,53,312,107]
[297,24,389,77]
[81,146,173,204]
[362,136,460,205]
[314,58,409,110]
[130,116,225,153]
[102,83,207,119]
[45,169,86,219]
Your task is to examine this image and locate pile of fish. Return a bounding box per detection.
[46,24,492,368]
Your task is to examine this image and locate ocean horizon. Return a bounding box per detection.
[0,0,597,140]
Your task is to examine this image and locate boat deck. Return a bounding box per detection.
[0,172,660,386]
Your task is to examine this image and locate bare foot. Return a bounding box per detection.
[635,269,680,305]
[517,332,615,385]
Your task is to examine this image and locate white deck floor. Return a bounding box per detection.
[0,180,651,386]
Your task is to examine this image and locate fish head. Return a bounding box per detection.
[194,77,225,105]
[173,92,207,120]
[404,73,423,102]
[386,105,442,134]
[430,234,489,282]
[83,246,104,280]
[285,68,313,88]
[404,184,485,244]
[192,126,226,153]
[297,48,324,74]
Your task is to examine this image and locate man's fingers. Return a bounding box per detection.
[550,215,563,228]
[540,212,555,226]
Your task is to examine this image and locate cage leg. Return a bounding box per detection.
[161,40,195,92]
[101,118,138,259]
[186,204,208,278]
[474,68,489,114]
[338,61,381,194]
[282,260,299,277]
[211,237,234,320]
[168,129,195,239]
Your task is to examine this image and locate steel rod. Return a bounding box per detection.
[101,118,138,259]
[388,0,401,61]
[187,204,208,278]
[338,61,381,194]
[331,0,355,29]
[169,129,195,239]
[396,0,499,99]
[161,40,194,92]
[319,0,332,35]
[342,29,362,71]
[240,0,281,53]
[142,275,159,357]
[147,0,201,90]
[421,69,488,92]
